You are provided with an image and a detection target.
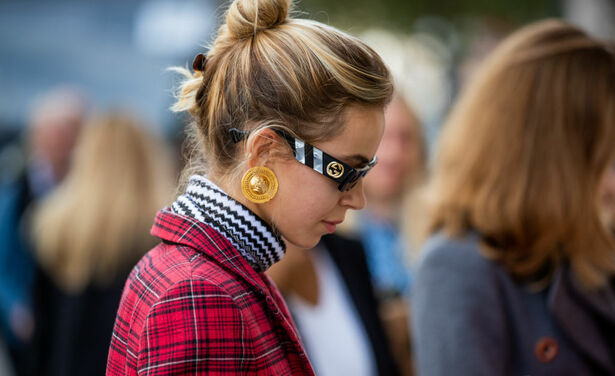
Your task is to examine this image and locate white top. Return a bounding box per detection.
[287,247,376,376]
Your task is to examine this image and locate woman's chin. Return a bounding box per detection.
[284,236,321,250]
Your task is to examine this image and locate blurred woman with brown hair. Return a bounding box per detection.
[412,20,615,375]
[31,111,173,376]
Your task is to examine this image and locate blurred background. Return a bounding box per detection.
[1,0,614,150]
[0,0,614,375]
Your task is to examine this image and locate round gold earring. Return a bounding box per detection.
[241,166,278,204]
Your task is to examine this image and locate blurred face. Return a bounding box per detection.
[269,105,385,248]
[363,96,422,202]
[30,110,83,181]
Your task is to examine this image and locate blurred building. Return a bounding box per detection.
[0,0,219,136]
[564,0,615,39]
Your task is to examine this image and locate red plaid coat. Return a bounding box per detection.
[106,209,315,375]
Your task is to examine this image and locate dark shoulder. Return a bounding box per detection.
[413,231,513,301]
[412,232,514,376]
[321,233,363,251]
[418,231,497,276]
[413,230,512,319]
[320,233,367,265]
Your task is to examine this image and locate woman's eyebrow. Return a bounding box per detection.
[340,154,370,167]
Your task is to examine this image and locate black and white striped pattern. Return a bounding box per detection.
[170,175,286,272]
[293,139,324,175]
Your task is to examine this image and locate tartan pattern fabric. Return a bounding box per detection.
[171,175,285,272]
[106,209,314,375]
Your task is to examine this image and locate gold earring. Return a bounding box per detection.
[241,166,278,204]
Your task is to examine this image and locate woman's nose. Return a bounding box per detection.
[339,179,366,210]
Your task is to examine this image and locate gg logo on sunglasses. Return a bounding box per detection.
[326,162,345,178]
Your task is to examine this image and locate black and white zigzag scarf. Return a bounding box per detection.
[170,175,285,272]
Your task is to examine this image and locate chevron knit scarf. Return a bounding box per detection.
[171,175,286,272]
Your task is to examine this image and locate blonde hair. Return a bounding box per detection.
[428,19,615,289]
[171,0,392,182]
[33,112,174,293]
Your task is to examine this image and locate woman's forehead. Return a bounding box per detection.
[316,106,384,163]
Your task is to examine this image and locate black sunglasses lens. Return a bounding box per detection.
[339,171,360,191]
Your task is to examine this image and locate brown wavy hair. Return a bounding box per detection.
[428,19,615,289]
[171,0,392,185]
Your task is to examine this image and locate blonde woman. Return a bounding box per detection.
[32,112,173,376]
[349,31,430,376]
[412,20,615,375]
[107,0,392,374]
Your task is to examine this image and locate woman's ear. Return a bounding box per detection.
[246,128,288,167]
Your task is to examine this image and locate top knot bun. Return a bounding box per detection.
[226,0,290,40]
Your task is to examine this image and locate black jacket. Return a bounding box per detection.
[317,234,401,376]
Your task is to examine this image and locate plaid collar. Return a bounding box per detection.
[170,175,285,272]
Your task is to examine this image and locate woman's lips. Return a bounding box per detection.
[322,220,342,234]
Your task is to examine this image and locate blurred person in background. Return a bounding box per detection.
[456,18,515,92]
[359,93,426,376]
[268,235,400,376]
[333,30,430,376]
[412,20,615,376]
[30,111,174,376]
[361,94,427,297]
[0,86,88,375]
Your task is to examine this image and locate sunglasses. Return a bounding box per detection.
[229,127,377,192]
